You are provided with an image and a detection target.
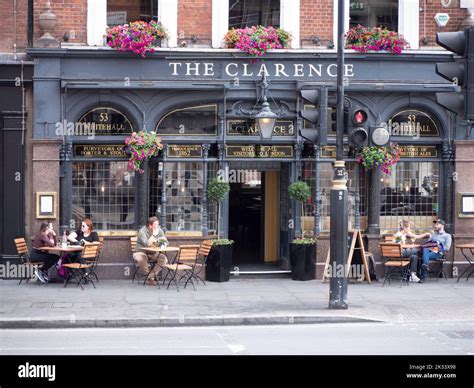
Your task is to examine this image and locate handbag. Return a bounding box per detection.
[420,240,443,254]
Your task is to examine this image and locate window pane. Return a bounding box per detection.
[350,0,398,31]
[107,0,158,25]
[229,0,280,29]
[72,162,136,230]
[302,162,367,233]
[380,162,439,232]
[155,105,218,136]
[164,162,205,232]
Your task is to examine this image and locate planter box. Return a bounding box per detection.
[290,243,316,281]
[205,244,233,282]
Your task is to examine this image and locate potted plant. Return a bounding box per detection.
[106,20,168,58]
[288,180,312,235]
[205,239,234,282]
[290,237,317,281]
[355,143,401,175]
[207,178,230,236]
[344,25,409,54]
[124,131,163,174]
[224,25,291,59]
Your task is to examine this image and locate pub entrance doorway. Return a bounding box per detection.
[228,164,281,272]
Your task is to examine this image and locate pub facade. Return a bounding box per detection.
[26,47,472,278]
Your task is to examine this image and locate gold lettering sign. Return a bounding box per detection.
[399,146,438,158]
[73,145,127,158]
[167,145,203,158]
[389,110,440,137]
[78,107,134,135]
[320,146,350,158]
[226,145,293,158]
[227,120,295,136]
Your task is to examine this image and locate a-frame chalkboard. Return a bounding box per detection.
[322,230,371,284]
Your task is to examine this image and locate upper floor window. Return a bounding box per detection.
[107,0,158,26]
[229,0,280,29]
[349,0,398,31]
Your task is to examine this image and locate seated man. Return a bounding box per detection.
[394,220,428,282]
[418,219,452,283]
[133,216,168,286]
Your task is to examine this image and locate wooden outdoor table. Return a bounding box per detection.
[38,246,83,253]
[455,244,474,282]
[140,246,180,255]
[139,246,180,286]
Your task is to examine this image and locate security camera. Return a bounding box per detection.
[180,40,187,48]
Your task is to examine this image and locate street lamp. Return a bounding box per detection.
[255,75,278,140]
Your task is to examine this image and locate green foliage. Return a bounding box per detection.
[211,239,234,247]
[291,237,317,244]
[288,181,311,203]
[207,178,230,203]
[355,143,401,175]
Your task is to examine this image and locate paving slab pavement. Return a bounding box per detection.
[0,277,472,328]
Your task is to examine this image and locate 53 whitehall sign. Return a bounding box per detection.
[168,62,356,79]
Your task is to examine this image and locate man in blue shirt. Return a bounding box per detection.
[419,219,452,283]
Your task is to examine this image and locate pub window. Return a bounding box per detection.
[72,162,136,231]
[107,0,158,25]
[155,105,218,136]
[302,162,367,233]
[149,162,217,233]
[349,0,398,31]
[165,162,204,232]
[380,162,439,232]
[229,0,280,29]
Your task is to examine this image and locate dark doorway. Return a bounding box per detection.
[228,172,262,264]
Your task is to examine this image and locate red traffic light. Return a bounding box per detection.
[353,110,367,124]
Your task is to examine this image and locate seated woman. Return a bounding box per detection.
[394,220,430,282]
[30,221,60,283]
[67,218,99,263]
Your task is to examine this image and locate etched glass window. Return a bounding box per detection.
[302,162,367,233]
[380,162,439,232]
[72,162,135,230]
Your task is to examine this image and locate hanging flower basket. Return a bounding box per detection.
[224,25,291,59]
[124,131,163,174]
[105,20,168,58]
[345,25,409,54]
[356,143,402,175]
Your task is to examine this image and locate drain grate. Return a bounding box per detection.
[441,330,474,339]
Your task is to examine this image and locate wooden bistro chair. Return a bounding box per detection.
[380,242,410,287]
[84,236,104,282]
[14,237,42,285]
[162,245,199,292]
[63,243,100,290]
[186,240,213,286]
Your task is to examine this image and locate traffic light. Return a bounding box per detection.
[435,27,474,121]
[299,89,327,145]
[331,108,348,134]
[348,107,369,146]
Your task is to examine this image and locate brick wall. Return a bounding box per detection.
[34,0,87,45]
[300,0,334,48]
[0,0,28,52]
[178,0,212,46]
[419,0,467,47]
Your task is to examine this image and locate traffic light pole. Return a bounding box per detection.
[329,0,349,309]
